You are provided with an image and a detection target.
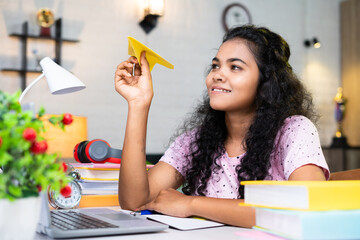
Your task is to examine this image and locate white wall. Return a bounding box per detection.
[0,0,342,153]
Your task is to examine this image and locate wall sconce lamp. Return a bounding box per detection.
[19,57,85,103]
[139,0,165,34]
[304,37,321,49]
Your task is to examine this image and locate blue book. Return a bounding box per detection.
[254,208,360,239]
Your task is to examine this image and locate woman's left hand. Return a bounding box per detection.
[136,188,194,218]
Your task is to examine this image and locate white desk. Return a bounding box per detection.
[34,226,251,240]
[33,206,252,240]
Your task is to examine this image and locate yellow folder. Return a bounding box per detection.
[128,36,174,72]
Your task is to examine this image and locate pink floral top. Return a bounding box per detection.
[159,115,330,199]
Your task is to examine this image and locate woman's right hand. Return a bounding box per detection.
[115,52,153,108]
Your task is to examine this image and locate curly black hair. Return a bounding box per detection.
[178,25,316,199]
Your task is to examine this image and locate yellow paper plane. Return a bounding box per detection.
[128,36,174,72]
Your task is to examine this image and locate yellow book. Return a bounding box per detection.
[240,180,360,211]
[78,194,119,208]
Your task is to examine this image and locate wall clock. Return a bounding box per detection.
[222,3,252,32]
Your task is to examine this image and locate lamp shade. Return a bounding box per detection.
[40,57,85,94]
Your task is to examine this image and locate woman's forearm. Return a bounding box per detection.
[189,197,255,228]
[118,103,151,210]
[135,188,255,227]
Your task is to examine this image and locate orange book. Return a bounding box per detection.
[78,194,119,208]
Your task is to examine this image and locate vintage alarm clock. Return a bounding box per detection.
[48,169,82,209]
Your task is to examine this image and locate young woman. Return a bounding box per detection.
[114,25,329,228]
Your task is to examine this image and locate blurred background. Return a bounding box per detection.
[0,0,359,171]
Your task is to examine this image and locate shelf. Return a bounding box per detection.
[9,33,79,42]
[1,68,42,74]
[1,18,79,91]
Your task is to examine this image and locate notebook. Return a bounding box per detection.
[36,193,168,238]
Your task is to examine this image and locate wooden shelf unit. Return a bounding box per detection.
[1,18,79,91]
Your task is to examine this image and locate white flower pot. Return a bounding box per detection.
[0,196,42,240]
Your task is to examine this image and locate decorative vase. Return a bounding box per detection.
[0,196,42,240]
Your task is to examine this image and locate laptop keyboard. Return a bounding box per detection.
[51,211,118,231]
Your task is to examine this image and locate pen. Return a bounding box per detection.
[130,210,158,216]
[140,210,158,215]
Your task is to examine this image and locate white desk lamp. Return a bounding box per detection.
[19,57,86,103]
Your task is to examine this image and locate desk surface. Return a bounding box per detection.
[34,226,251,240]
[34,206,251,240]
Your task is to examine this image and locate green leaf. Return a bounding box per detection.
[38,106,45,117]
[22,189,39,198]
[0,151,13,166]
[18,152,32,166]
[8,185,23,197]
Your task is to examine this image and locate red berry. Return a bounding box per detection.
[37,185,42,193]
[60,185,72,198]
[0,137,2,147]
[23,128,37,142]
[62,113,73,125]
[61,162,68,172]
[30,140,48,154]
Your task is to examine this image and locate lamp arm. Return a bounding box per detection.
[19,73,45,103]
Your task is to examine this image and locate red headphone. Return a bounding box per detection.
[73,139,122,164]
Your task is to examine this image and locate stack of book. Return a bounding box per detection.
[69,163,120,208]
[241,180,360,239]
[69,163,154,208]
[71,163,120,195]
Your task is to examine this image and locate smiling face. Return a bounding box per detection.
[206,39,260,114]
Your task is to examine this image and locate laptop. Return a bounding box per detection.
[36,193,168,239]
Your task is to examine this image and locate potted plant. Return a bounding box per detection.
[0,90,73,240]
